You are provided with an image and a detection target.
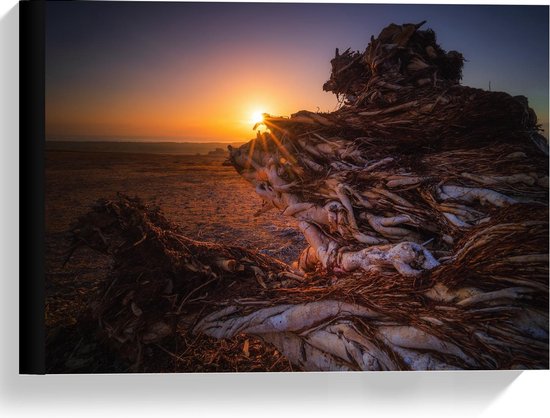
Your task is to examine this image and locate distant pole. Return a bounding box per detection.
[489,81,491,91]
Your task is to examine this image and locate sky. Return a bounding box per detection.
[46,2,549,142]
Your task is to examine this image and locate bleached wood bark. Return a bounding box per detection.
[76,21,548,372]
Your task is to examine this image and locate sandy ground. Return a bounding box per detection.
[45,150,305,373]
[46,150,304,258]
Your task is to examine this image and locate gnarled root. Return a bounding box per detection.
[72,195,548,371]
[70,20,549,372]
[298,221,439,277]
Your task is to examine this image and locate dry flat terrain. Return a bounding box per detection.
[45,150,305,372]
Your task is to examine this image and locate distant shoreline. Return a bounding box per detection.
[46,140,245,156]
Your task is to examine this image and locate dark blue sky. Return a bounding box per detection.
[46,2,549,141]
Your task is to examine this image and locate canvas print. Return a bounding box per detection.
[43,1,549,372]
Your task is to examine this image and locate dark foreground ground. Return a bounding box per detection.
[45,150,305,373]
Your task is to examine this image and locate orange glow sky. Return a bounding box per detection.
[46,2,548,142]
[46,45,339,142]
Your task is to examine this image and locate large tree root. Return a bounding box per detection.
[69,196,548,371]
[68,21,548,371]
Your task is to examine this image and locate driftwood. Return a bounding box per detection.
[71,22,548,371]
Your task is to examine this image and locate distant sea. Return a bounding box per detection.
[45,141,245,155]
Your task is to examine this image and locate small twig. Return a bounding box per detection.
[176,278,218,314]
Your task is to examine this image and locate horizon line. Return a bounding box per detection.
[45,138,248,144]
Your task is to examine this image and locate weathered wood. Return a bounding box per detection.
[74,22,548,371]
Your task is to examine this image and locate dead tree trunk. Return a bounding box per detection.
[73,22,548,371]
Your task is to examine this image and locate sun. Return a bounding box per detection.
[250,111,265,125]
